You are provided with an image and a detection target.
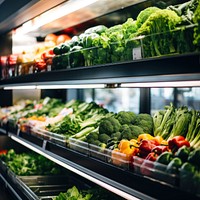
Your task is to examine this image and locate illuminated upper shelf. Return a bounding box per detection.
[2,0,146,37]
[0,53,200,89]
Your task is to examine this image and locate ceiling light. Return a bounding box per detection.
[14,0,98,35]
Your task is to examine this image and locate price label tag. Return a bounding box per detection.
[132,47,142,60]
[47,65,51,71]
[42,140,47,149]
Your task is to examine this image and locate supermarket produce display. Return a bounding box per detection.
[0,97,200,199]
[0,0,199,78]
[0,0,200,199]
[0,137,124,200]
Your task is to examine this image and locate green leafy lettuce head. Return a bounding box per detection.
[193,0,200,47]
[136,7,161,28]
[137,9,182,36]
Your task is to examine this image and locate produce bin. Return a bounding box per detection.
[7,118,19,135]
[79,24,197,68]
[180,167,200,197]
[106,148,130,170]
[131,156,178,186]
[82,46,111,67]
[69,137,89,155]
[89,143,109,162]
[51,53,70,70]
[4,164,92,200]
[0,160,8,175]
[16,175,81,200]
[30,126,69,146]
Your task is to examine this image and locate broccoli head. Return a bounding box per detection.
[122,18,138,39]
[137,9,182,36]
[121,124,144,140]
[91,140,102,146]
[98,117,121,135]
[111,132,122,141]
[129,124,144,139]
[116,111,136,125]
[136,7,161,28]
[134,113,154,134]
[85,131,99,143]
[98,133,111,144]
[136,9,182,57]
[120,124,133,140]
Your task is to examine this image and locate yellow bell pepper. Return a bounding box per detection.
[112,139,139,166]
[137,133,154,143]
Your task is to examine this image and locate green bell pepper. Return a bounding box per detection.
[166,157,182,174]
[155,151,173,165]
[188,148,200,166]
[175,145,190,162]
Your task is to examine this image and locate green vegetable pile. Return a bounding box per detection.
[83,111,153,149]
[8,97,65,122]
[53,185,123,200]
[44,101,153,150]
[52,0,200,69]
[53,186,92,200]
[154,146,200,194]
[153,103,200,148]
[193,0,200,48]
[0,149,63,176]
[46,100,110,140]
[25,97,64,118]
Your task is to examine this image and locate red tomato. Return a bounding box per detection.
[0,150,8,155]
[45,33,57,43]
[56,34,71,45]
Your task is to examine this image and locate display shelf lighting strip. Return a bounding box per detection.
[4,80,200,90]
[10,135,141,200]
[121,80,200,88]
[4,85,37,90]
[3,84,105,90]
[36,84,105,89]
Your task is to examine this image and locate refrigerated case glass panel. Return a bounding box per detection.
[151,87,200,115]
[83,88,140,113]
[176,88,200,109]
[151,88,174,115]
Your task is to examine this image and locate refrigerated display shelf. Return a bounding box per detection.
[0,127,198,200]
[0,53,200,87]
[0,172,29,200]
[1,155,114,200]
[0,127,7,135]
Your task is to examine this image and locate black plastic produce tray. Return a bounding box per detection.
[17,175,87,200]
[0,161,91,200]
[7,118,19,135]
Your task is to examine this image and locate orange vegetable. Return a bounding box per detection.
[112,139,139,166]
[111,148,123,166]
[137,133,154,143]
[152,135,168,145]
[118,139,131,152]
[130,139,140,148]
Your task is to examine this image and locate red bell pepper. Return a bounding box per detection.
[145,152,158,161]
[151,145,169,155]
[168,136,190,153]
[139,139,158,158]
